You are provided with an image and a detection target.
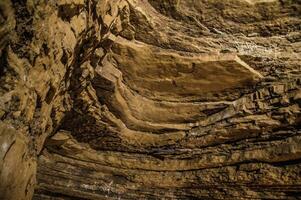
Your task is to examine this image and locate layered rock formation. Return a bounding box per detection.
[0,0,301,199]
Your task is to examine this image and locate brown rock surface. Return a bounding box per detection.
[0,0,300,199]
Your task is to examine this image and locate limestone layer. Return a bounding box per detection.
[0,0,301,199]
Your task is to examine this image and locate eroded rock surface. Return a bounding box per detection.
[0,0,301,199]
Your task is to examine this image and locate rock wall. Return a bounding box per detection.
[0,0,301,199]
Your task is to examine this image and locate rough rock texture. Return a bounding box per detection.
[0,0,301,199]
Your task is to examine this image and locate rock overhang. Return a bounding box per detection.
[110,37,263,101]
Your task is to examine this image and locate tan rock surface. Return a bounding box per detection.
[0,0,300,199]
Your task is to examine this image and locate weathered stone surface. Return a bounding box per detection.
[0,122,36,200]
[0,0,301,199]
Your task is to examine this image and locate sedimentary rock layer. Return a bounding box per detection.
[0,0,301,199]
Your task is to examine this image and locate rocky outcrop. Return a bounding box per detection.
[0,0,301,199]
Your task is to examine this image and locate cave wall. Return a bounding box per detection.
[0,0,301,199]
[0,0,128,199]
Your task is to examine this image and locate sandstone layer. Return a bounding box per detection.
[0,0,301,199]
